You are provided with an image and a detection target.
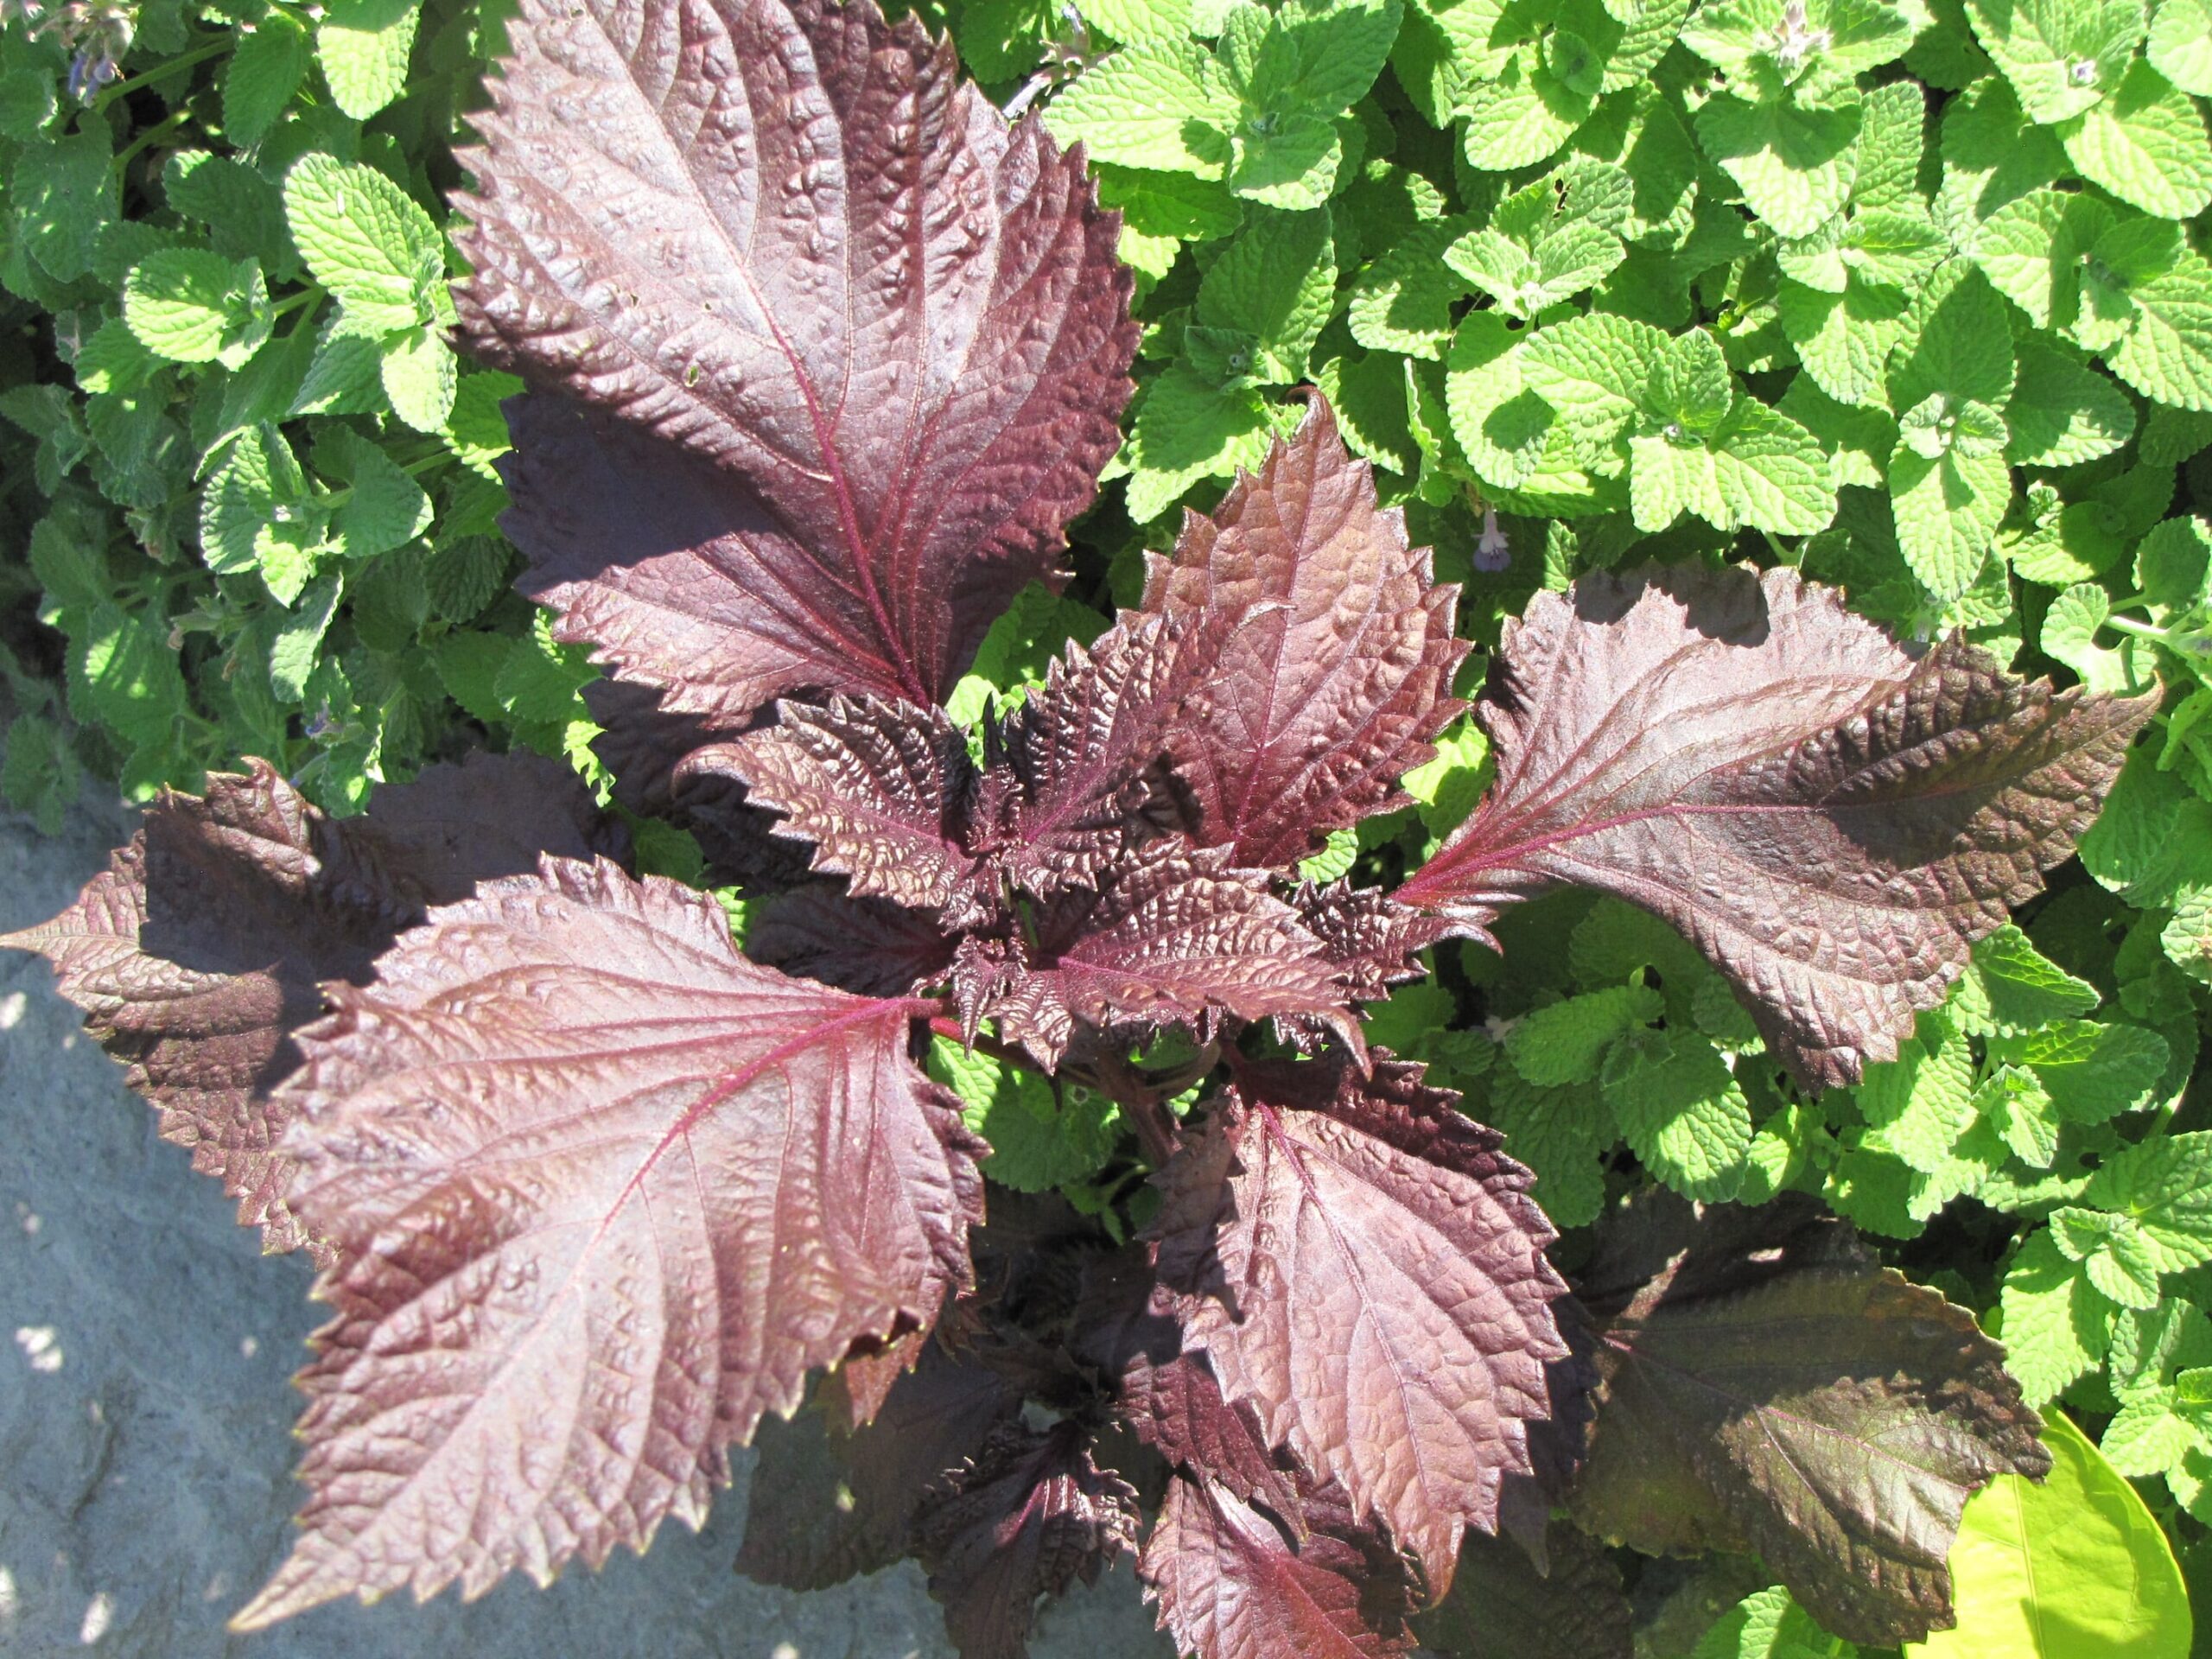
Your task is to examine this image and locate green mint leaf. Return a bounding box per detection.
[226,11,311,145]
[1486,1067,1612,1229]
[1999,1230,2117,1404]
[494,611,598,723]
[14,126,118,283]
[68,603,187,747]
[1228,110,1343,207]
[1444,310,1556,490]
[1695,93,1862,239]
[2005,338,2136,465]
[1504,982,1663,1085]
[1122,362,1274,519]
[1297,826,1360,883]
[317,0,422,121]
[1630,397,1837,536]
[2107,247,2212,410]
[124,250,272,369]
[269,574,343,703]
[1853,78,1929,210]
[1856,1012,1977,1173]
[1889,440,2012,599]
[927,1038,1122,1192]
[379,326,459,434]
[1520,308,1669,451]
[2005,1017,2172,1121]
[1958,923,2102,1034]
[1964,0,2146,124]
[2050,1207,2164,1309]
[1044,39,1233,175]
[1347,215,1472,359]
[1313,348,1420,473]
[1194,205,1336,380]
[2040,582,2156,695]
[1689,1586,1847,1659]
[164,152,291,270]
[1601,1028,1753,1202]
[2162,884,2212,984]
[1080,0,1195,43]
[327,435,432,559]
[1776,276,1910,407]
[282,154,444,334]
[2146,0,2212,92]
[2059,58,2212,219]
[2083,1132,2212,1275]
[1400,714,1491,842]
[1460,47,1601,171]
[943,580,1109,728]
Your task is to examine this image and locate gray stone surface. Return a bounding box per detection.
[0,800,1176,1659]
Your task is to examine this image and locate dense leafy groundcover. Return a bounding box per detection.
[3,0,2212,1651]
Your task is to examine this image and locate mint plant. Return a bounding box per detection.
[2,0,2187,1652]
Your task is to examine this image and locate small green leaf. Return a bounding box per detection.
[283,154,444,334]
[124,250,271,369]
[1963,0,2147,124]
[317,0,423,120]
[1505,982,1662,1085]
[226,11,312,145]
[2146,0,2212,94]
[1694,1586,1855,1659]
[270,575,344,703]
[2061,59,2212,219]
[1600,1028,1753,1202]
[1999,1230,2118,1404]
[1044,39,1233,175]
[1695,93,1862,239]
[927,1037,1122,1192]
[379,326,459,434]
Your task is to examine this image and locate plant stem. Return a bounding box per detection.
[111,105,192,174]
[94,37,229,113]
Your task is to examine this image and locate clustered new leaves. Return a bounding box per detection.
[1,0,2206,1651]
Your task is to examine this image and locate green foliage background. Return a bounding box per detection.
[3,0,2211,1646]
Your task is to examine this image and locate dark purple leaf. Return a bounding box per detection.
[697,696,985,918]
[1141,398,1466,872]
[1398,565,2154,1089]
[1566,1192,2051,1644]
[1141,1471,1417,1659]
[914,1420,1141,1659]
[455,0,1135,715]
[736,1341,1019,1591]
[1410,1520,1631,1659]
[230,857,984,1627]
[747,883,959,995]
[1149,1056,1578,1594]
[1074,1253,1306,1523]
[960,843,1349,1069]
[0,755,612,1261]
[974,618,1188,898]
[1293,880,1450,1001]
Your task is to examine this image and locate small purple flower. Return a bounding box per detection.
[1473,504,1511,574]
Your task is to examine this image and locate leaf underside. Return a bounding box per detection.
[1401,564,2154,1089]
[230,856,983,1628]
[0,754,615,1261]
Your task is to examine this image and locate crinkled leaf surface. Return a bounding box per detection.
[745,883,959,995]
[455,0,1136,723]
[1141,397,1466,871]
[1141,1470,1417,1659]
[232,857,984,1627]
[0,755,611,1262]
[1149,1054,1575,1592]
[707,696,983,917]
[1398,565,2153,1089]
[1567,1194,2051,1645]
[912,1420,1140,1659]
[976,619,1188,899]
[963,843,1346,1068]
